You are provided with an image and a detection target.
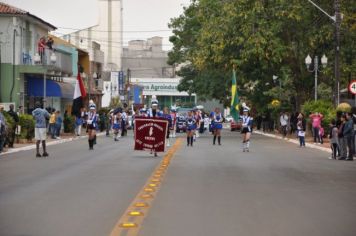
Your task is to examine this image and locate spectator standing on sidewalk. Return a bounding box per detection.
[75,108,84,136]
[329,119,339,160]
[7,104,19,148]
[343,112,354,161]
[279,112,289,138]
[0,105,6,153]
[32,102,50,157]
[338,114,347,160]
[309,112,323,144]
[55,111,62,139]
[49,109,56,139]
[296,113,306,147]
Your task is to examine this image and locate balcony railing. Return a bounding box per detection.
[33,48,73,76]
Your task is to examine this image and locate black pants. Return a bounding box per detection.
[346,136,354,159]
[313,127,320,143]
[331,143,338,159]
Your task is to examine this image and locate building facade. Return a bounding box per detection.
[64,0,123,72]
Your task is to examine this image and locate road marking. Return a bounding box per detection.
[109,138,182,236]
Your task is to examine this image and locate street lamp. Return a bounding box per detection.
[273,75,281,99]
[34,51,57,107]
[305,54,328,101]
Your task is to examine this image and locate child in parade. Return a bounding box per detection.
[112,111,122,141]
[186,110,197,146]
[163,107,173,147]
[87,102,98,150]
[241,103,253,152]
[210,108,224,145]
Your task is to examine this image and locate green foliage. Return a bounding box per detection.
[3,112,15,131]
[169,0,356,110]
[63,115,75,133]
[302,100,336,131]
[109,97,122,109]
[18,114,35,140]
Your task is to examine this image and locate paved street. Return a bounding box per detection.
[1,131,356,236]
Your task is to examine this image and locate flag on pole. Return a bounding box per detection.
[231,69,239,121]
[72,71,87,117]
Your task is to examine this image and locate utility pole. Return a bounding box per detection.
[335,0,341,106]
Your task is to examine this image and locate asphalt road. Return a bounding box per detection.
[1,131,356,236]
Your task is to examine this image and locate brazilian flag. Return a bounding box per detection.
[231,70,239,121]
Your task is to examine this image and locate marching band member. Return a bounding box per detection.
[87,101,98,150]
[210,108,224,145]
[139,108,148,117]
[147,96,162,156]
[147,96,162,118]
[186,110,197,146]
[170,106,178,138]
[163,107,173,147]
[241,103,253,152]
[112,111,122,141]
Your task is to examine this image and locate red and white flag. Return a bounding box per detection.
[72,71,86,117]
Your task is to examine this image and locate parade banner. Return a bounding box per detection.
[134,117,168,152]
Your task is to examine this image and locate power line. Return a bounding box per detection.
[56,26,172,33]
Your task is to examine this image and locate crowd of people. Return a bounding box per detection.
[266,111,355,161]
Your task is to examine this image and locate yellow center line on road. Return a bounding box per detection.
[109,138,182,236]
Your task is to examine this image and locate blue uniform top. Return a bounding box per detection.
[210,112,223,129]
[186,115,197,130]
[147,108,163,118]
[87,111,98,128]
[241,115,253,132]
[162,113,173,128]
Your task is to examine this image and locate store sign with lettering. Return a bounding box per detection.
[140,83,178,91]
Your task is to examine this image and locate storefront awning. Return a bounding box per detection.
[27,76,74,99]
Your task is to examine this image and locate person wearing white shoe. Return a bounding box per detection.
[241,103,253,152]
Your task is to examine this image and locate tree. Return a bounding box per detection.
[168,0,356,111]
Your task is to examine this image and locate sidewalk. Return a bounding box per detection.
[254,130,330,153]
[0,132,105,157]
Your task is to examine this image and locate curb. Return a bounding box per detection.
[254,131,330,153]
[0,132,106,157]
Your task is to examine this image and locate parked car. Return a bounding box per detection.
[176,115,187,133]
[230,118,242,131]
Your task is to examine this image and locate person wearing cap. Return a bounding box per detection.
[139,108,148,117]
[186,110,197,146]
[147,97,162,118]
[32,102,50,157]
[0,105,6,153]
[87,103,98,150]
[241,103,253,152]
[210,108,224,145]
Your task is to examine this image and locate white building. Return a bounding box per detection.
[131,77,196,109]
[64,0,123,72]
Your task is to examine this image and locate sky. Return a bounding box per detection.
[2,0,191,49]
